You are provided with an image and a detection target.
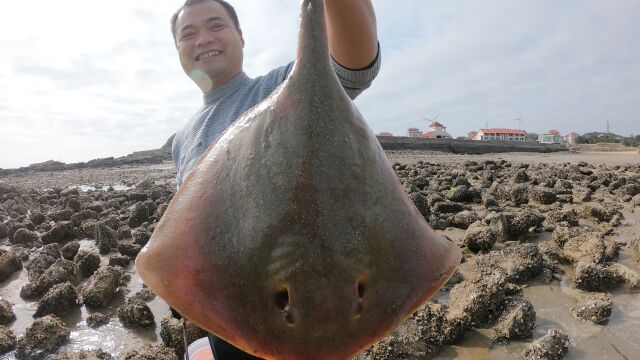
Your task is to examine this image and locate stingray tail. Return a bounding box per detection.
[296,0,332,74]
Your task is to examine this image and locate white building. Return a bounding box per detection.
[407,127,423,137]
[473,128,527,141]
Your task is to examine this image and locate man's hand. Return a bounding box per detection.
[325,0,378,69]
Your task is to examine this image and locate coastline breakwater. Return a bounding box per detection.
[377,136,567,154]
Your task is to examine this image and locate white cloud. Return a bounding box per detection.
[1,0,639,168]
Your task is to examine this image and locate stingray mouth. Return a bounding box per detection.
[195,49,223,61]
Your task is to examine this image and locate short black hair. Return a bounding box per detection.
[171,0,241,42]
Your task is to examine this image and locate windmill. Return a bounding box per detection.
[424,113,441,126]
[514,112,523,130]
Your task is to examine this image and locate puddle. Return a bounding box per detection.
[68,184,133,192]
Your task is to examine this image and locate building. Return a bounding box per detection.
[421,121,452,139]
[407,127,422,137]
[564,132,579,145]
[539,129,563,144]
[377,131,393,137]
[472,128,527,141]
[525,133,539,143]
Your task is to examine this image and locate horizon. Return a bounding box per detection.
[1,0,639,169]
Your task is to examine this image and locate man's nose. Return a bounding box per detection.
[195,31,216,47]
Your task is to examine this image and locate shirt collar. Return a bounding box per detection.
[203,72,250,105]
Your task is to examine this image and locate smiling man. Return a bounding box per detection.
[168,0,380,358]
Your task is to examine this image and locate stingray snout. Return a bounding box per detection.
[270,276,368,330]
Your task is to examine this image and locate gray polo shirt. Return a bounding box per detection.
[172,51,381,187]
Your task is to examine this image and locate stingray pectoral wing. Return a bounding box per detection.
[136,0,461,359]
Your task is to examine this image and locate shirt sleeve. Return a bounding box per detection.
[331,43,381,100]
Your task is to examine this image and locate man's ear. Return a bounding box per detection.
[240,31,245,47]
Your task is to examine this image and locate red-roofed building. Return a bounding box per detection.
[378,131,393,137]
[472,128,527,141]
[563,131,579,145]
[407,127,422,137]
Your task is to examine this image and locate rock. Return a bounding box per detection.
[11,228,39,244]
[571,293,612,323]
[510,184,530,205]
[514,169,530,183]
[544,209,579,228]
[61,242,81,260]
[15,315,70,360]
[41,221,74,244]
[109,255,131,268]
[508,210,544,237]
[0,300,16,325]
[477,244,544,283]
[130,287,156,302]
[86,313,110,328]
[30,211,46,226]
[34,282,78,318]
[117,298,155,328]
[464,222,496,253]
[50,349,114,359]
[486,213,509,242]
[573,261,640,291]
[580,204,622,223]
[630,236,640,260]
[74,249,101,277]
[81,266,123,307]
[118,242,142,258]
[558,230,606,264]
[432,201,464,214]
[117,225,133,240]
[0,223,7,239]
[408,192,430,218]
[0,325,16,355]
[71,209,99,227]
[132,228,152,246]
[448,273,507,327]
[492,296,536,342]
[49,208,74,222]
[531,187,557,205]
[521,328,570,360]
[96,223,118,255]
[119,344,178,360]
[160,314,208,358]
[21,259,81,299]
[26,245,61,282]
[128,203,150,228]
[450,211,481,230]
[0,251,23,282]
[447,185,480,203]
[631,194,640,206]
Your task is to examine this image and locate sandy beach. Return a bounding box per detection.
[1,150,639,359]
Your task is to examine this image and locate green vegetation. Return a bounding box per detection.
[576,132,640,147]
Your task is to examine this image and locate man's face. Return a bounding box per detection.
[175,1,244,92]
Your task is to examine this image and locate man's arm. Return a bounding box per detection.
[325,0,378,69]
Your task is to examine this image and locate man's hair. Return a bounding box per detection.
[171,0,241,42]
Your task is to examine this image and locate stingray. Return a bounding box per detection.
[136,0,461,359]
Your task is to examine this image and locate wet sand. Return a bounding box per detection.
[1,150,639,359]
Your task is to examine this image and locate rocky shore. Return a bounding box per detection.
[1,151,639,359]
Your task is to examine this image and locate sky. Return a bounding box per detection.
[1,0,639,169]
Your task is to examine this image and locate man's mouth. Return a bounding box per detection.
[196,50,223,61]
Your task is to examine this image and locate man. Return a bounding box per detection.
[169,0,380,358]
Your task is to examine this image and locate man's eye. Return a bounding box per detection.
[210,24,225,31]
[181,33,195,40]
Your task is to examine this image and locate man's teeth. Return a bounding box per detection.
[199,51,222,60]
